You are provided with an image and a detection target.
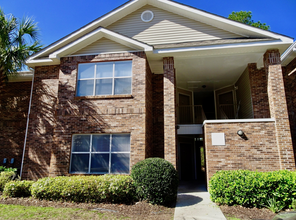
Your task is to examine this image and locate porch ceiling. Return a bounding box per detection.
[146,40,291,92]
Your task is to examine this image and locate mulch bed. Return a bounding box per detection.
[220,205,277,220]
[0,194,174,220]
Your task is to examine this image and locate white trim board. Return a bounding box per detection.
[203,118,275,126]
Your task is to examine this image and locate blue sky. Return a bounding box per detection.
[1,0,295,47]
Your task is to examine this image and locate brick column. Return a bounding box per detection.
[264,49,295,169]
[163,57,176,168]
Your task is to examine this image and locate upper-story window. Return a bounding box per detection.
[76,61,132,97]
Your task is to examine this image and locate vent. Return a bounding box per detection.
[141,10,154,22]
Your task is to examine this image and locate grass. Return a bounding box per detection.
[0,204,126,220]
[226,216,241,220]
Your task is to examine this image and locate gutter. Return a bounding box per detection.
[20,69,35,179]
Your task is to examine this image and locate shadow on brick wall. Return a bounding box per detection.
[0,81,31,169]
[23,80,108,180]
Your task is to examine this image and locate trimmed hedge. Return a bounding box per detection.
[0,171,16,192]
[31,175,136,204]
[209,170,296,208]
[3,180,34,197]
[131,158,179,205]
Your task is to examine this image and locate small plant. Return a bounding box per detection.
[265,197,285,213]
[290,198,296,210]
[0,171,18,192]
[3,180,34,197]
[0,166,17,173]
[131,158,179,205]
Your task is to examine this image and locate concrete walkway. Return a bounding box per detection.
[174,181,226,220]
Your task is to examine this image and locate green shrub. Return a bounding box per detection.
[0,166,17,173]
[3,180,34,197]
[209,170,296,210]
[131,158,179,205]
[31,175,136,204]
[0,171,16,192]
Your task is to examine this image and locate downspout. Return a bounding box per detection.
[20,69,35,179]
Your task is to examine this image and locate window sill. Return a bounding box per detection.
[74,94,133,100]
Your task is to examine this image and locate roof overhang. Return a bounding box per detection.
[8,71,33,82]
[281,41,296,66]
[26,0,293,65]
[26,27,153,67]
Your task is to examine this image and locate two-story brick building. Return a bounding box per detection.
[1,0,296,185]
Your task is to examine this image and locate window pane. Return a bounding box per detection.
[92,135,110,152]
[114,61,132,77]
[70,154,89,173]
[72,135,91,152]
[90,154,109,173]
[95,79,112,95]
[96,63,113,78]
[77,80,94,96]
[114,78,131,95]
[111,134,130,152]
[111,154,130,173]
[78,64,95,79]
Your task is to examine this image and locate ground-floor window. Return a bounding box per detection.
[70,134,130,174]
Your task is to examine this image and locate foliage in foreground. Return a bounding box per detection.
[210,170,296,212]
[131,157,179,205]
[31,175,135,204]
[228,11,270,30]
[3,180,34,197]
[0,166,17,173]
[0,7,42,82]
[0,171,17,192]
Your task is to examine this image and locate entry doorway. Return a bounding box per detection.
[178,136,206,183]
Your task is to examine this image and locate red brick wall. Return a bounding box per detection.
[204,121,280,184]
[248,63,270,118]
[22,52,151,180]
[0,81,31,169]
[22,65,60,179]
[152,74,164,158]
[283,57,296,160]
[163,57,177,167]
[145,60,153,158]
[264,50,295,170]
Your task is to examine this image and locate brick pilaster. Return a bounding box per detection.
[264,49,295,169]
[163,57,176,168]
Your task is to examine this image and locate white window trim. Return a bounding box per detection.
[70,133,131,174]
[76,60,132,97]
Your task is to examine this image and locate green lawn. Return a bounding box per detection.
[0,204,125,220]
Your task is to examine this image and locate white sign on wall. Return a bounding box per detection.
[211,133,225,146]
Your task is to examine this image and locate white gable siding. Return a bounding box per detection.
[71,37,138,56]
[107,5,242,45]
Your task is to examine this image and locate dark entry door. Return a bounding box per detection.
[180,142,195,180]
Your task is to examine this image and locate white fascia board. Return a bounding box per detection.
[153,40,290,55]
[26,58,60,68]
[153,0,293,41]
[28,0,145,61]
[281,41,296,63]
[49,27,153,59]
[203,118,275,126]
[9,72,33,82]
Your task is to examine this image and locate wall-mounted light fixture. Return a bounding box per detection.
[237,130,248,140]
[3,158,7,164]
[10,158,14,164]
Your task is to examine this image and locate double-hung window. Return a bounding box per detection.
[70,134,130,174]
[76,61,132,96]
